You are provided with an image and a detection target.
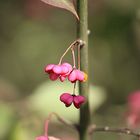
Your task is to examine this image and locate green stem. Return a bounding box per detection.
[77,0,90,140]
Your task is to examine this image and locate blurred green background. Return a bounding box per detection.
[0,0,140,140]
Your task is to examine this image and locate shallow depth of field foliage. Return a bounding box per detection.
[0,0,140,140]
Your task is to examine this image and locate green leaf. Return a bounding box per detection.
[40,0,79,20]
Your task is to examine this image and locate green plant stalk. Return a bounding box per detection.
[77,0,90,140]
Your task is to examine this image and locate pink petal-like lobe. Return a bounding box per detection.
[36,136,48,140]
[76,70,84,81]
[60,93,73,107]
[62,63,72,72]
[52,65,62,74]
[45,64,55,73]
[68,70,77,83]
[59,76,66,82]
[60,65,69,74]
[49,73,59,81]
[73,95,86,109]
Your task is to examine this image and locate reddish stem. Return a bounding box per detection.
[44,120,49,136]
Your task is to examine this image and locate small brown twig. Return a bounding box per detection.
[88,124,140,140]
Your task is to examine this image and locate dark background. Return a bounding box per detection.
[0,0,140,140]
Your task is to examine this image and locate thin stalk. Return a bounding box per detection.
[59,39,81,64]
[73,82,77,95]
[78,44,81,69]
[71,48,76,68]
[77,0,90,140]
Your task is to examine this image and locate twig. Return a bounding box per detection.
[46,112,76,130]
[88,124,140,139]
[58,39,84,64]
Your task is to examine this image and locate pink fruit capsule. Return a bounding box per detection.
[60,93,73,107]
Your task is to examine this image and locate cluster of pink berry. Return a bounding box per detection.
[45,62,87,109]
[44,39,87,109]
[36,40,87,140]
[45,62,87,82]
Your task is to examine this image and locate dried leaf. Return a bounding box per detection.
[40,0,79,20]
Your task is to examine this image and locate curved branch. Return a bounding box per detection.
[47,112,76,130]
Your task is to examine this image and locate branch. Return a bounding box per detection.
[88,124,140,140]
[47,112,76,130]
